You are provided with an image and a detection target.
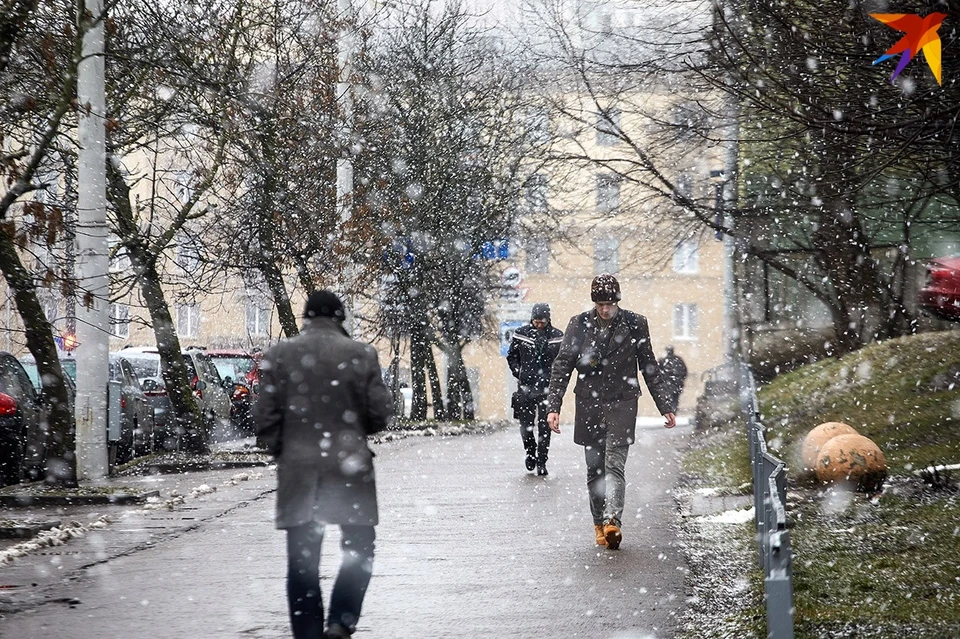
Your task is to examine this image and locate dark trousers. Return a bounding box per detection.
[286,521,376,638]
[518,397,551,466]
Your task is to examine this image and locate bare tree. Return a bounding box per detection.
[361,0,539,420]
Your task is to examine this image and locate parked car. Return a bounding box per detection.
[110,355,156,459]
[20,353,150,465]
[120,346,231,447]
[0,351,44,486]
[919,257,960,321]
[205,349,259,435]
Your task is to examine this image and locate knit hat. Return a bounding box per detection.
[531,303,551,321]
[304,290,345,321]
[591,274,621,303]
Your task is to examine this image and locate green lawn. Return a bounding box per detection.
[683,329,960,638]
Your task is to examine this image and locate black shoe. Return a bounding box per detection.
[525,454,536,471]
[537,464,548,476]
[325,624,351,639]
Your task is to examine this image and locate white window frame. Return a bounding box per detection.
[110,303,130,339]
[596,173,621,214]
[526,174,548,212]
[177,303,200,338]
[673,240,700,274]
[674,303,698,340]
[245,300,271,337]
[593,236,619,275]
[596,107,621,147]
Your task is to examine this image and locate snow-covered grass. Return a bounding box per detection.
[0,472,265,566]
[0,515,112,566]
[372,418,510,443]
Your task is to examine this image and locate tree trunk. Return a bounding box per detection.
[444,341,473,422]
[424,340,445,421]
[0,227,76,485]
[410,328,427,421]
[106,161,206,452]
[138,267,208,453]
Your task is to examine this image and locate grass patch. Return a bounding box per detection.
[790,490,960,637]
[682,425,753,490]
[758,329,960,475]
[754,329,960,637]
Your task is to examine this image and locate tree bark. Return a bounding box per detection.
[0,226,76,485]
[409,328,427,421]
[106,161,206,452]
[424,339,445,421]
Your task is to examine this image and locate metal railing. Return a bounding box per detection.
[739,363,794,639]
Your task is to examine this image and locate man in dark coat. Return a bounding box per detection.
[254,290,393,639]
[658,345,688,411]
[546,274,676,550]
[507,303,564,475]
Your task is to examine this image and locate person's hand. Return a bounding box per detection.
[663,412,676,429]
[547,412,561,434]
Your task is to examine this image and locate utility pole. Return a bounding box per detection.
[75,0,109,480]
[337,0,356,327]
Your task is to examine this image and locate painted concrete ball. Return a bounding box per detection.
[815,433,887,492]
[801,421,859,471]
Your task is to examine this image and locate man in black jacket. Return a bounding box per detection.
[254,291,393,639]
[546,275,675,550]
[507,303,563,475]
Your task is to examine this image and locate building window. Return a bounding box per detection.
[110,303,130,338]
[526,107,549,145]
[596,107,621,146]
[674,303,698,339]
[673,240,699,274]
[526,174,548,212]
[525,237,550,274]
[246,301,271,337]
[594,236,619,275]
[175,170,194,205]
[176,236,201,272]
[596,173,621,214]
[177,304,200,338]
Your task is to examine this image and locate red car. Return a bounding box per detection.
[205,349,260,434]
[919,257,960,321]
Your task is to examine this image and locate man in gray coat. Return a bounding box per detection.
[254,290,393,639]
[546,274,676,550]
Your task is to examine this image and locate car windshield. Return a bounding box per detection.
[125,356,161,380]
[211,356,255,376]
[20,361,41,391]
[212,359,252,382]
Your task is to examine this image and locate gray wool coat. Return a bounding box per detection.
[546,308,674,447]
[254,317,393,529]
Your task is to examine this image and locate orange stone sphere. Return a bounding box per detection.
[814,434,887,492]
[801,422,859,471]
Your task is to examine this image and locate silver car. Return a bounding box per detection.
[120,346,231,448]
[109,355,156,459]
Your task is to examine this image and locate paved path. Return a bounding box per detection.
[0,421,692,639]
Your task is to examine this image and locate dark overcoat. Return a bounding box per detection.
[546,308,674,447]
[254,317,393,529]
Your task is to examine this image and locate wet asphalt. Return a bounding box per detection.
[0,420,692,639]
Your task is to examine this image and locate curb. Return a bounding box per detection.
[0,490,160,508]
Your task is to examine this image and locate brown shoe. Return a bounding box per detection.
[603,521,622,550]
[594,524,606,546]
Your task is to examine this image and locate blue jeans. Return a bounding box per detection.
[286,522,375,638]
[584,435,630,527]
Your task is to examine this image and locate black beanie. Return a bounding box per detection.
[591,274,621,303]
[531,303,551,321]
[304,290,345,321]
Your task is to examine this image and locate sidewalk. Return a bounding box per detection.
[0,420,693,638]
